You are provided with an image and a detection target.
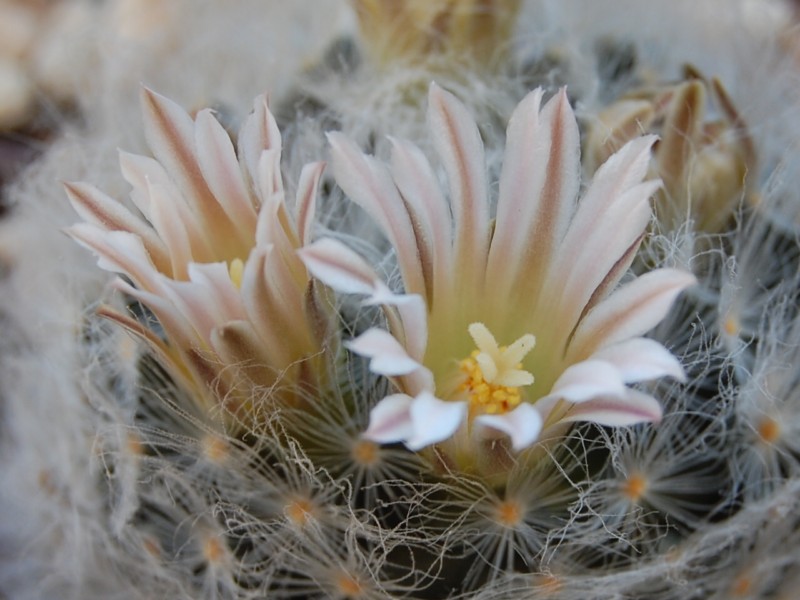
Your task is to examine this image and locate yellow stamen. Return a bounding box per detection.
[229,258,244,288]
[458,323,535,415]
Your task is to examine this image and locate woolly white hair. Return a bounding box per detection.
[0,1,799,598]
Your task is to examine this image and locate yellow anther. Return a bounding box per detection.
[458,323,535,415]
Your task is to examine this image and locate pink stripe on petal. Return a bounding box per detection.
[569,269,696,359]
[299,238,388,298]
[594,338,686,383]
[194,108,258,240]
[346,328,422,376]
[489,88,580,304]
[64,181,171,274]
[389,136,454,304]
[295,161,325,247]
[550,359,626,403]
[561,389,663,426]
[238,94,282,188]
[428,84,489,292]
[328,132,427,297]
[187,262,245,321]
[408,392,466,450]
[67,225,159,290]
[364,394,415,444]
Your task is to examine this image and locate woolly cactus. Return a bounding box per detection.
[1,1,799,599]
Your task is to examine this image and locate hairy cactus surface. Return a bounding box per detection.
[1,1,799,599]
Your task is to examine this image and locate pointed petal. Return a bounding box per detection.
[328,131,426,296]
[299,238,394,301]
[67,225,159,290]
[363,394,415,444]
[389,136,453,302]
[545,136,659,330]
[489,88,580,303]
[238,94,282,189]
[346,328,422,376]
[476,403,543,451]
[140,88,237,246]
[407,392,467,450]
[550,359,626,402]
[147,181,194,279]
[553,179,660,328]
[186,262,244,321]
[64,181,171,275]
[594,338,686,383]
[294,161,325,246]
[561,389,662,426]
[194,108,258,239]
[428,83,489,289]
[569,269,696,359]
[392,294,429,364]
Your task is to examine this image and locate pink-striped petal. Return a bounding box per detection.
[569,269,696,359]
[328,131,426,297]
[294,161,325,246]
[407,392,467,450]
[475,403,543,451]
[237,94,282,189]
[346,328,422,376]
[194,108,258,239]
[428,83,489,292]
[550,359,626,402]
[67,225,159,290]
[488,88,580,303]
[364,394,415,444]
[560,389,663,426]
[63,181,171,274]
[389,136,453,304]
[593,338,686,383]
[299,238,395,302]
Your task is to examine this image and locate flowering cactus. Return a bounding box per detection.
[1,2,800,599]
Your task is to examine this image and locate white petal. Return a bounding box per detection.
[488,88,580,303]
[407,392,467,450]
[389,136,453,298]
[238,94,282,187]
[328,131,427,297]
[594,338,686,383]
[299,238,392,299]
[346,328,421,376]
[63,181,170,269]
[428,83,489,293]
[294,161,325,246]
[569,269,696,358]
[392,294,429,364]
[561,389,663,426]
[363,394,415,444]
[551,359,626,403]
[475,403,543,451]
[194,108,257,239]
[67,225,159,290]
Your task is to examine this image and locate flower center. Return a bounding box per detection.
[457,323,535,415]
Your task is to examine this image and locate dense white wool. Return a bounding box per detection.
[0,0,799,598]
